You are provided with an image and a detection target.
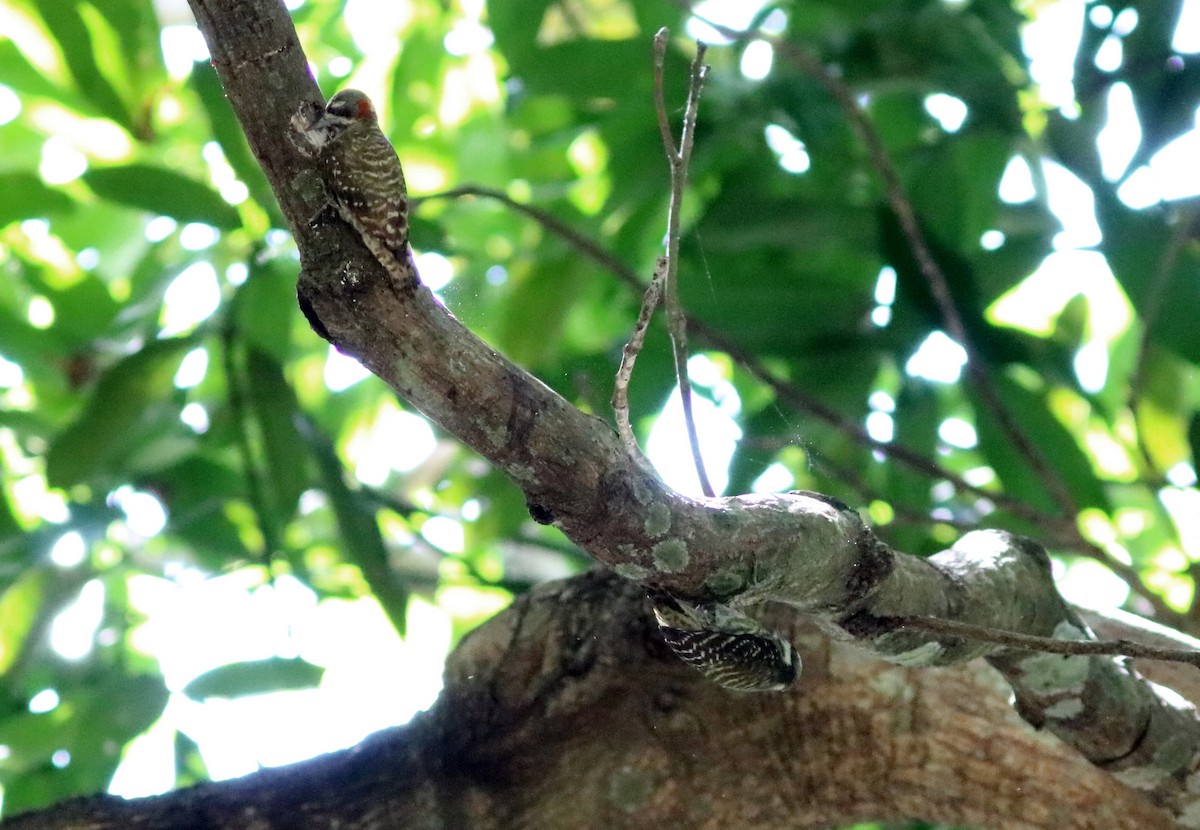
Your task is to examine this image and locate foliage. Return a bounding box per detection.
[1,0,1199,824]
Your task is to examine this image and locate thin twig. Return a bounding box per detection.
[655,28,714,497]
[613,256,668,463]
[412,186,635,284]
[895,614,1200,669]
[653,29,679,160]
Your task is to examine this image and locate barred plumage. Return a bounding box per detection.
[650,590,799,692]
[292,89,412,290]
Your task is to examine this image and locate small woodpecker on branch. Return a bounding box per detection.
[291,89,415,292]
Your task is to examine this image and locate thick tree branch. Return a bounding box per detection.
[413,187,1070,530]
[181,0,1200,822]
[5,572,1180,830]
[412,184,1182,625]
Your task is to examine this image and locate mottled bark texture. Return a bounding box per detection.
[67,0,1193,824]
[4,572,1183,830]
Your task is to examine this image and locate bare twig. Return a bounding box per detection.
[412,186,636,285]
[895,614,1200,669]
[653,30,680,160]
[613,256,668,463]
[654,28,714,497]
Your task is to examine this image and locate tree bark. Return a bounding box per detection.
[4,571,1180,830]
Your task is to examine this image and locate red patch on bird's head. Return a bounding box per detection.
[357,98,374,120]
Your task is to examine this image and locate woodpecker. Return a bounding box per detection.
[291,89,413,290]
[649,590,799,692]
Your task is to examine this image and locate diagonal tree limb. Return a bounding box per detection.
[413,185,1183,626]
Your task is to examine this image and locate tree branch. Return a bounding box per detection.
[414,184,1183,625]
[612,256,666,463]
[5,572,1180,830]
[413,186,1066,528]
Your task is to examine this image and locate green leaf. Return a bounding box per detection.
[909,130,1012,253]
[38,674,168,809]
[45,339,189,488]
[137,457,251,569]
[86,0,166,97]
[683,188,880,356]
[0,569,46,674]
[495,253,587,367]
[0,673,168,814]
[190,61,279,223]
[972,374,1109,514]
[1101,195,1200,365]
[235,260,297,363]
[489,0,682,103]
[487,0,554,59]
[174,728,210,787]
[245,348,309,521]
[389,22,450,140]
[0,39,70,101]
[83,165,242,229]
[1134,346,1194,472]
[886,381,941,511]
[0,490,20,539]
[0,303,68,381]
[182,657,325,699]
[36,0,133,129]
[39,272,121,348]
[1190,411,1200,471]
[0,173,75,227]
[300,417,409,637]
[69,673,170,774]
